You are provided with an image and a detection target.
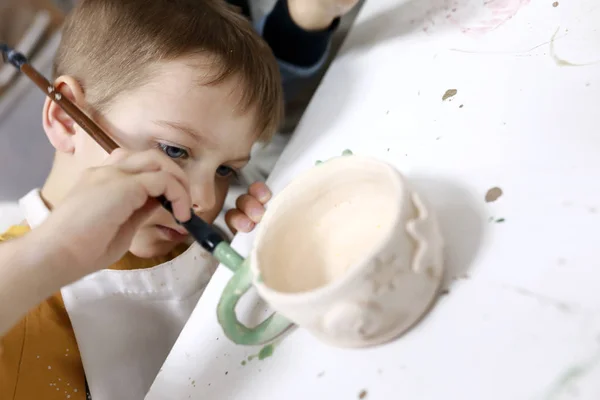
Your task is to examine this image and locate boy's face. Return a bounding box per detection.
[57,59,259,258]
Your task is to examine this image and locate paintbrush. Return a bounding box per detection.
[0,44,227,255]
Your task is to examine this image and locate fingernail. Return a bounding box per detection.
[249,207,264,221]
[241,219,255,232]
[256,187,271,203]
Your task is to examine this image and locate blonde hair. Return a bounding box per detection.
[53,0,283,141]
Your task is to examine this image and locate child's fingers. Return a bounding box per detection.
[104,148,130,164]
[225,209,255,234]
[248,182,272,204]
[114,149,190,193]
[235,194,265,223]
[129,170,192,221]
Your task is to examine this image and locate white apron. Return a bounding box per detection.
[19,189,218,400]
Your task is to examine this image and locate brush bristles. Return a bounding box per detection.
[0,45,27,68]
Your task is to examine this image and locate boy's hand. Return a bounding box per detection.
[287,0,361,31]
[225,182,272,234]
[35,149,192,279]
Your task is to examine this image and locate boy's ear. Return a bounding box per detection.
[42,76,86,153]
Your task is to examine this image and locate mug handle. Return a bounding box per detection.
[216,149,354,345]
[216,256,293,345]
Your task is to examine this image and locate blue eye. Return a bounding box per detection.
[216,165,237,178]
[158,143,189,159]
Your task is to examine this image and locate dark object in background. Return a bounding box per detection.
[226,0,252,19]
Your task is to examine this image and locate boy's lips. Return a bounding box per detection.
[155,225,189,242]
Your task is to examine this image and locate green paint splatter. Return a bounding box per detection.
[495,218,505,223]
[241,360,246,366]
[245,344,276,364]
[315,160,323,165]
[543,351,600,399]
[258,344,275,360]
[342,149,353,156]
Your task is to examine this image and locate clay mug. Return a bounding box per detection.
[216,151,444,348]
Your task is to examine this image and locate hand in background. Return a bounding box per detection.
[287,0,362,30]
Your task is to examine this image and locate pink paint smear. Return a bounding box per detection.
[458,0,531,37]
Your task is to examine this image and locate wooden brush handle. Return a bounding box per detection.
[20,63,119,153]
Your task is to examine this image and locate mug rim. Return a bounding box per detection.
[250,155,405,306]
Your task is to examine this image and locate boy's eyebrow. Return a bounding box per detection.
[154,120,213,146]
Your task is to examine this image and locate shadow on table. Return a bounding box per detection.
[409,174,487,288]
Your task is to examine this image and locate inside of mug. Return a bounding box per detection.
[255,158,400,294]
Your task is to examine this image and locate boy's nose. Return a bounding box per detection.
[190,181,216,212]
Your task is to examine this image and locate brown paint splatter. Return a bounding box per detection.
[485,187,503,202]
[359,390,368,399]
[552,1,558,6]
[442,89,458,101]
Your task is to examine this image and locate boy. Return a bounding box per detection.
[0,0,283,399]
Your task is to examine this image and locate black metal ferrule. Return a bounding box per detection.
[0,45,27,68]
[156,195,224,253]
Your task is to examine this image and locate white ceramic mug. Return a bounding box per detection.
[217,152,444,348]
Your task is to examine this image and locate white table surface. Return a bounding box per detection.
[147,0,600,399]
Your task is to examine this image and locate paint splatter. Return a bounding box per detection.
[457,0,531,38]
[495,218,505,223]
[258,344,274,360]
[485,187,503,202]
[359,389,368,399]
[342,149,353,156]
[549,27,600,67]
[440,288,450,296]
[241,360,247,366]
[543,351,600,398]
[246,344,276,364]
[442,89,457,101]
[459,104,464,108]
[552,1,558,6]
[317,371,325,378]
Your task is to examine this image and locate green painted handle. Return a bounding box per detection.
[216,257,293,345]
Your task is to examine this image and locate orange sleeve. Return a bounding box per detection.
[0,226,87,400]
